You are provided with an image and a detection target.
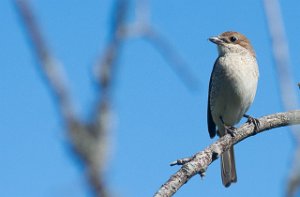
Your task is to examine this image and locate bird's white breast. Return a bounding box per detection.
[210,51,259,129]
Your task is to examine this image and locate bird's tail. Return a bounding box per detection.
[221,146,237,187]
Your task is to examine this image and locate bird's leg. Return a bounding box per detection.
[243,114,260,134]
[224,126,237,137]
[219,116,236,137]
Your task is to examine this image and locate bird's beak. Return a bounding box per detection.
[209,36,223,45]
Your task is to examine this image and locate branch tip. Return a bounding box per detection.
[170,157,193,166]
[199,170,206,178]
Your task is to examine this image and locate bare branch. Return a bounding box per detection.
[263,0,300,196]
[15,0,199,196]
[153,110,300,197]
[124,0,199,91]
[14,0,77,127]
[15,0,117,196]
[125,25,200,91]
[92,0,129,140]
[77,0,130,196]
[143,29,199,91]
[263,0,299,113]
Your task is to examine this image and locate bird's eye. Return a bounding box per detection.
[230,36,238,42]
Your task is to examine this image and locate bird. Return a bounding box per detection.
[207,31,259,187]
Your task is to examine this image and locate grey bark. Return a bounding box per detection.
[154,110,300,197]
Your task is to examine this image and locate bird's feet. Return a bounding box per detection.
[224,125,237,137]
[219,116,237,137]
[243,114,260,135]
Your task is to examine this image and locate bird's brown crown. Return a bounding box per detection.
[219,31,256,57]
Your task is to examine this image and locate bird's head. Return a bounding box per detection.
[209,31,255,57]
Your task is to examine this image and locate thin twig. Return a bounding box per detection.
[170,157,193,166]
[153,110,300,197]
[124,0,199,91]
[143,28,199,91]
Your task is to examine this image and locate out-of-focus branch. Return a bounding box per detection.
[263,0,299,111]
[93,0,127,89]
[89,0,129,195]
[263,1,300,196]
[124,0,199,91]
[143,29,199,91]
[154,111,300,197]
[14,0,77,128]
[15,0,113,196]
[69,0,130,194]
[15,0,199,196]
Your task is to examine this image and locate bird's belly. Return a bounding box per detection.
[211,65,258,126]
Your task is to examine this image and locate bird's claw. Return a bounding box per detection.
[220,116,237,137]
[243,114,260,134]
[224,125,237,137]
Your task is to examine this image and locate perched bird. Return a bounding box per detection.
[207,31,259,187]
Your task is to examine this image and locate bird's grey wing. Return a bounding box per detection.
[207,59,218,138]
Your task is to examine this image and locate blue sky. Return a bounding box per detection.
[1,0,300,197]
